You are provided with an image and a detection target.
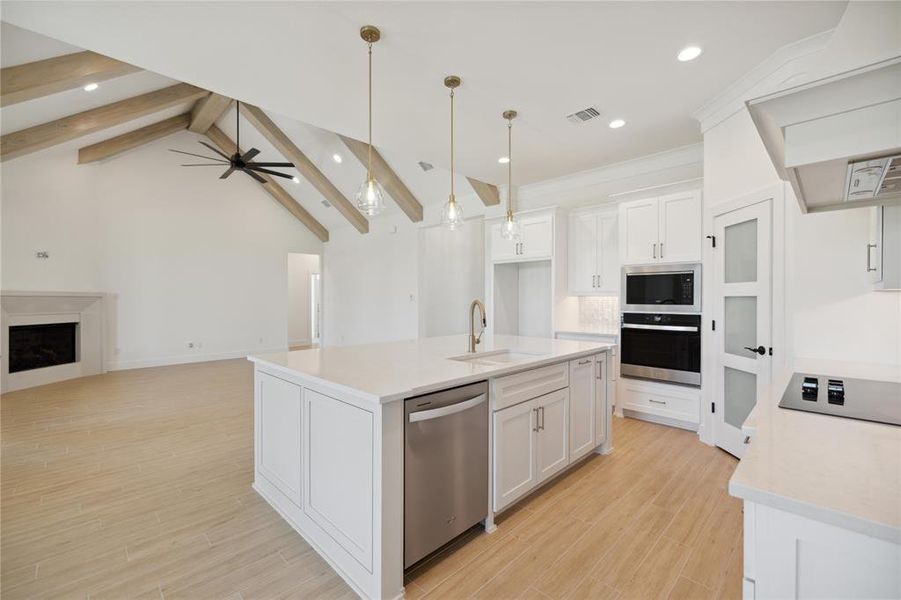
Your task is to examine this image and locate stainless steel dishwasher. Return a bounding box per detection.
[404,380,488,569]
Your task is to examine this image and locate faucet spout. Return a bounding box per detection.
[469,299,487,353]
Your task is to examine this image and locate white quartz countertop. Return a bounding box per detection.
[248,334,614,404]
[729,359,901,544]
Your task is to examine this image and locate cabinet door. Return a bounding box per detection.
[596,212,619,292]
[568,212,598,294]
[489,222,519,262]
[493,398,538,511]
[658,190,702,263]
[520,214,553,259]
[619,198,659,264]
[594,355,608,447]
[536,389,569,484]
[256,372,302,506]
[868,205,883,283]
[568,357,596,462]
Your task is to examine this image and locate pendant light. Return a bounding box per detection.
[440,75,465,230]
[499,110,520,240]
[355,25,386,216]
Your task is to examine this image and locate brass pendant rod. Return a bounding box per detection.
[507,118,512,216]
[367,41,373,182]
[450,87,455,200]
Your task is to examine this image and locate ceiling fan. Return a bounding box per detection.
[169,101,295,184]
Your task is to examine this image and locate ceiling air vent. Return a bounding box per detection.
[566,106,601,125]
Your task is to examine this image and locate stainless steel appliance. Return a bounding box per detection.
[404,381,488,569]
[779,373,901,426]
[622,263,701,313]
[620,312,701,386]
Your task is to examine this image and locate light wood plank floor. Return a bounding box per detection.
[2,359,740,599]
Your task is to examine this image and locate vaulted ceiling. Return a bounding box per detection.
[1,1,848,185]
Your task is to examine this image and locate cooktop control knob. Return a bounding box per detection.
[801,376,819,400]
[827,379,845,405]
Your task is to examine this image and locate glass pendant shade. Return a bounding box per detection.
[500,212,520,240]
[441,195,464,229]
[356,176,386,216]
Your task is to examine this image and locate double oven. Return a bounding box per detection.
[620,264,701,386]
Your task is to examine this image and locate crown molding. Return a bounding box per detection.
[692,29,835,133]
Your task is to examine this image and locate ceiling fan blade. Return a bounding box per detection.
[199,141,232,160]
[169,149,228,162]
[247,162,295,168]
[244,169,267,184]
[181,163,227,166]
[220,167,236,179]
[240,148,261,162]
[247,166,295,179]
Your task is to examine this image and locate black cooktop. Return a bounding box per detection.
[779,373,901,427]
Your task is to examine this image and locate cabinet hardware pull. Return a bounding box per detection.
[867,243,877,272]
[653,243,657,259]
[596,275,601,288]
[648,399,666,405]
[660,242,664,259]
[578,359,591,365]
[539,406,545,431]
[743,436,751,445]
[532,407,539,432]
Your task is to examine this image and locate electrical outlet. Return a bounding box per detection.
[188,342,195,349]
[35,251,49,259]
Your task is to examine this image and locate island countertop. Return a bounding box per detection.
[729,359,901,544]
[248,334,614,403]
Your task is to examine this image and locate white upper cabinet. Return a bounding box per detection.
[568,209,618,294]
[619,190,702,265]
[489,212,554,262]
[658,191,702,263]
[620,198,659,265]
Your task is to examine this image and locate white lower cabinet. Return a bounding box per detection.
[535,388,569,483]
[493,353,610,513]
[743,501,900,599]
[569,357,596,462]
[255,372,303,506]
[618,377,700,428]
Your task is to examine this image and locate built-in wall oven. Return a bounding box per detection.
[620,264,701,386]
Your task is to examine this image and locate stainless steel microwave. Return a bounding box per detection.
[622,263,701,313]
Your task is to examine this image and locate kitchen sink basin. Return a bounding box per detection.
[448,349,549,367]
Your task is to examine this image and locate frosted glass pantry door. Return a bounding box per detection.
[713,200,771,458]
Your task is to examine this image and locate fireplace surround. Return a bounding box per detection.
[1,291,106,392]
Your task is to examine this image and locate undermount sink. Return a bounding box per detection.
[449,349,549,367]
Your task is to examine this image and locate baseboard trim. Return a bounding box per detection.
[106,346,287,371]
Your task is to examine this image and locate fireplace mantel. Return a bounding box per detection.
[1,291,107,393]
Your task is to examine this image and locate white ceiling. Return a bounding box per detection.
[1,1,849,186]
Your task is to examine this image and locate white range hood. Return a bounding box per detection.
[748,56,901,213]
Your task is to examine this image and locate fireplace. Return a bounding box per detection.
[9,322,79,373]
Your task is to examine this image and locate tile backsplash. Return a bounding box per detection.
[577,296,620,334]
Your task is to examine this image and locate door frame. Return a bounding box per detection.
[698,183,788,447]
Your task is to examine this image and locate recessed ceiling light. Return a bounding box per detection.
[292,176,300,184]
[677,46,702,62]
[498,156,510,164]
[83,82,99,92]
[332,153,343,163]
[608,119,626,129]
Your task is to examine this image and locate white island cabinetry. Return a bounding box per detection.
[250,335,615,599]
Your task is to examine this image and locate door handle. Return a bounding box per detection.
[409,394,487,423]
[867,243,877,272]
[744,345,766,356]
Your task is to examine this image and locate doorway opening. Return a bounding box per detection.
[287,253,322,350]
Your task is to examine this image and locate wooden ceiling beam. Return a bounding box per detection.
[338,134,424,223]
[0,50,141,107]
[188,93,232,133]
[77,112,191,163]
[205,125,329,242]
[239,103,368,234]
[467,177,501,206]
[1,82,208,162]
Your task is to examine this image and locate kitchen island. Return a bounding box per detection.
[248,334,615,600]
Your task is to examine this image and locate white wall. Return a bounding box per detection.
[1,130,322,369]
[287,253,320,346]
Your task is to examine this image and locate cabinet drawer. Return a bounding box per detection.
[493,362,569,411]
[619,380,699,424]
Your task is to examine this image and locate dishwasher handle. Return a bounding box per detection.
[408,394,487,423]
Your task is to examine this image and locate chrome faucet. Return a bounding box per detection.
[469,299,487,353]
